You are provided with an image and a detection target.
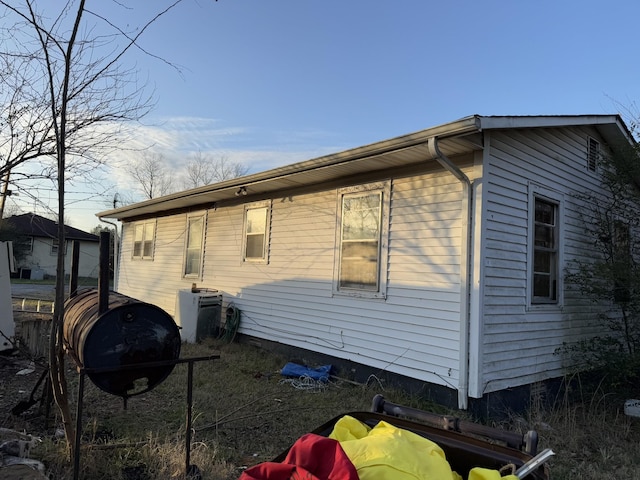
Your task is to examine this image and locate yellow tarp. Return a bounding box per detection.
[329,415,520,480]
[329,415,462,480]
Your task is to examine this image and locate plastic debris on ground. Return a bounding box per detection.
[0,428,46,478]
[624,399,640,417]
[279,362,333,391]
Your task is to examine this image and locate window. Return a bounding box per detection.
[532,196,559,304]
[243,202,271,262]
[50,238,58,256]
[50,238,66,256]
[132,220,155,259]
[184,215,205,277]
[588,137,600,172]
[334,182,390,298]
[613,219,631,303]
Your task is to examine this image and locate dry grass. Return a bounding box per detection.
[23,339,417,479]
[529,381,640,479]
[6,336,640,479]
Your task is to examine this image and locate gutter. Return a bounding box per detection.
[97,116,482,221]
[428,136,472,410]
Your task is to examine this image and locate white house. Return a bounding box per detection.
[98,114,636,413]
[6,213,100,279]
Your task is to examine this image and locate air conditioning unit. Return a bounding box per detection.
[174,288,222,343]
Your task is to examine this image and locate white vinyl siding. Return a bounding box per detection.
[479,126,610,395]
[19,237,98,278]
[118,216,190,314]
[116,165,469,391]
[110,119,634,405]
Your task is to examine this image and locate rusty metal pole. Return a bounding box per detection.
[73,370,85,480]
[186,360,194,476]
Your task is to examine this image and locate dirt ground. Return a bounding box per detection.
[1,312,52,434]
[5,309,640,480]
[0,310,381,479]
[0,313,51,479]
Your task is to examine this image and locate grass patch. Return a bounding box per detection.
[31,340,403,479]
[531,380,640,479]
[9,338,640,479]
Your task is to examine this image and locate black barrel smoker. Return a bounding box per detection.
[63,287,217,480]
[63,288,182,399]
[61,232,218,480]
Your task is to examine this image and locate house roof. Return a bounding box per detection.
[97,114,635,222]
[6,213,99,242]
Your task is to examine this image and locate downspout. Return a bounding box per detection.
[428,136,472,410]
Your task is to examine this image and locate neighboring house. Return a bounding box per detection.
[98,114,636,414]
[6,213,100,279]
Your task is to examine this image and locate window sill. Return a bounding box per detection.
[527,303,563,312]
[333,290,386,300]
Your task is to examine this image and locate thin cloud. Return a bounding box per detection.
[109,116,344,176]
[9,115,348,231]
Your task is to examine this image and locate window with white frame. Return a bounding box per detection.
[184,215,205,277]
[132,220,156,260]
[50,238,66,256]
[243,202,271,262]
[531,194,561,304]
[334,182,390,298]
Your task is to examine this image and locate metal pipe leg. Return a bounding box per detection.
[73,370,85,480]
[186,360,194,476]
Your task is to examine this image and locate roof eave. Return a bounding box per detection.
[479,114,635,146]
[97,115,482,220]
[97,114,636,222]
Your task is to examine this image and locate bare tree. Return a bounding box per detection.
[127,151,176,199]
[0,40,57,221]
[0,2,163,219]
[0,0,185,460]
[183,151,249,189]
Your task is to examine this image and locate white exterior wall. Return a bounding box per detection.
[118,214,201,315]
[109,118,633,404]
[476,126,611,395]
[116,165,471,391]
[19,237,99,278]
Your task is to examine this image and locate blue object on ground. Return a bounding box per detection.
[280,362,332,382]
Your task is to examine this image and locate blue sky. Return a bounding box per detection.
[129,0,640,140]
[7,0,640,231]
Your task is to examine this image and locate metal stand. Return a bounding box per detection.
[72,354,219,480]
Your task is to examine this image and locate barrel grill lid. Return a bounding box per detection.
[65,290,181,398]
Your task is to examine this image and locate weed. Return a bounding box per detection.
[8,339,640,479]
